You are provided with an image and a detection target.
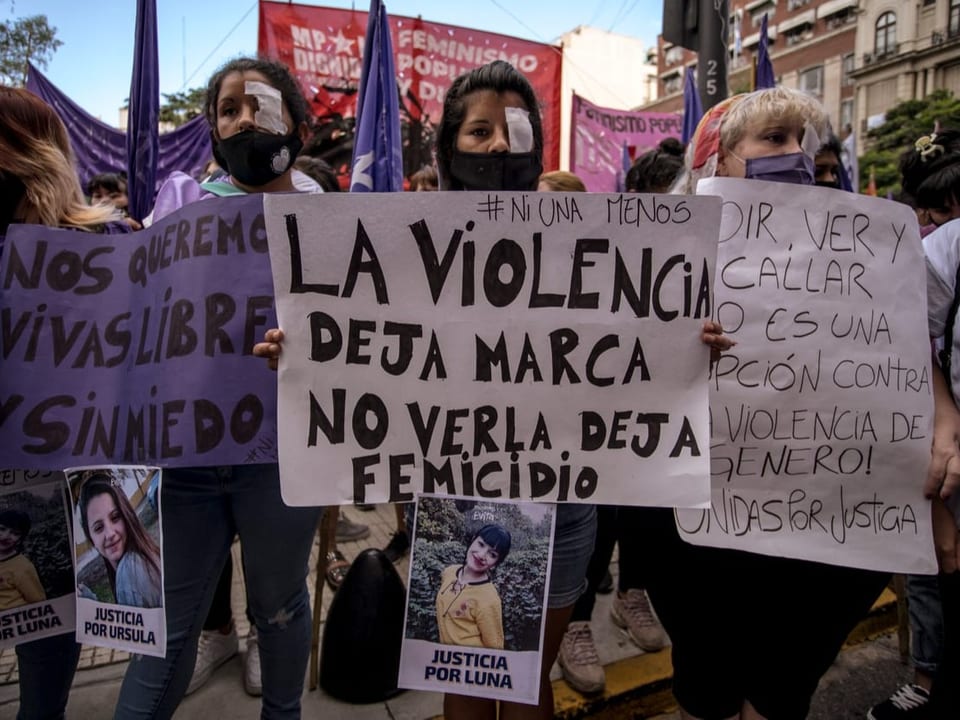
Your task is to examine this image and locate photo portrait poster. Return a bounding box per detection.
[0,470,75,648]
[399,495,556,704]
[66,466,165,657]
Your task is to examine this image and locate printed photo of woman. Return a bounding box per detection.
[436,524,512,650]
[74,471,162,609]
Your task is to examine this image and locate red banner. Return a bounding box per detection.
[258,0,561,177]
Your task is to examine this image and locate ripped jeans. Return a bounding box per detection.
[114,464,321,720]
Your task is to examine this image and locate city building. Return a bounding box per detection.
[643,0,858,133]
[557,25,659,169]
[850,0,960,153]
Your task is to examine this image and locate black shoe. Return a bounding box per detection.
[382,530,410,562]
[597,569,614,595]
[867,684,931,720]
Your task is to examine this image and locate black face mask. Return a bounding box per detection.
[815,178,841,189]
[449,150,543,192]
[215,130,303,187]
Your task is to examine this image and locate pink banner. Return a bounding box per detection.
[570,94,682,192]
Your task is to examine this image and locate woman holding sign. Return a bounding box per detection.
[900,130,960,719]
[255,59,731,719]
[0,86,130,720]
[115,58,322,720]
[641,88,891,720]
[76,472,162,608]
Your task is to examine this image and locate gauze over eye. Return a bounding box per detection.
[245,81,287,134]
[505,106,534,153]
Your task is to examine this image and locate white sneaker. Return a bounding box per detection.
[186,627,239,695]
[611,589,668,652]
[244,627,263,697]
[558,621,605,694]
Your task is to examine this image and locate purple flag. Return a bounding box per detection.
[350,0,403,192]
[756,13,776,89]
[126,0,160,221]
[616,141,631,192]
[681,67,702,145]
[26,64,211,192]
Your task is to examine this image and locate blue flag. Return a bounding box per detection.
[350,0,403,192]
[756,13,776,89]
[681,67,702,145]
[126,0,160,221]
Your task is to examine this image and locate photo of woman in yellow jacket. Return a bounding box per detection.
[436,524,512,649]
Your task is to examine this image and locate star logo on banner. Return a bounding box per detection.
[351,151,374,190]
[331,30,356,55]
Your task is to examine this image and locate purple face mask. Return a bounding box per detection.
[741,152,815,185]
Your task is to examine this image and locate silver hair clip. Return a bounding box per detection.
[916,134,945,162]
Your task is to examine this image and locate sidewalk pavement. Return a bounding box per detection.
[0,503,910,719]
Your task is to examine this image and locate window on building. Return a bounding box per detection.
[665,45,685,65]
[840,99,854,131]
[799,65,824,98]
[664,73,683,95]
[842,53,855,86]
[875,12,896,57]
[951,0,960,37]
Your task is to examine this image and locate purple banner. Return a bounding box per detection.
[0,195,279,470]
[26,64,212,193]
[570,94,683,192]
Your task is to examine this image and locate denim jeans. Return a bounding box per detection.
[114,464,321,720]
[906,573,944,675]
[15,633,81,720]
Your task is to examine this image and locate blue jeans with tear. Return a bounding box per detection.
[114,464,320,720]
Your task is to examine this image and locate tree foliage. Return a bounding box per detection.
[159,88,206,128]
[860,89,960,199]
[0,14,62,87]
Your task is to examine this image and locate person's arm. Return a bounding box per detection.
[927,361,960,502]
[928,363,960,572]
[475,594,504,650]
[931,496,960,573]
[17,561,46,604]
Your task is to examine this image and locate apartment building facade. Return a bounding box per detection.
[850,0,960,152]
[643,0,859,133]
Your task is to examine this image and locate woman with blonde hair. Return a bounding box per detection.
[1,84,129,720]
[537,170,586,193]
[1,86,118,235]
[642,86,890,720]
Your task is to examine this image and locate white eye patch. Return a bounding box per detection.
[801,120,821,160]
[245,80,287,135]
[505,106,534,153]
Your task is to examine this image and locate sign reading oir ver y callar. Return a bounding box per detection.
[677,178,935,574]
[263,191,721,507]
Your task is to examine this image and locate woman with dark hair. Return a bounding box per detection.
[626,137,685,193]
[77,473,161,608]
[1,84,127,720]
[899,129,960,720]
[436,524,512,650]
[117,56,322,719]
[256,59,730,719]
